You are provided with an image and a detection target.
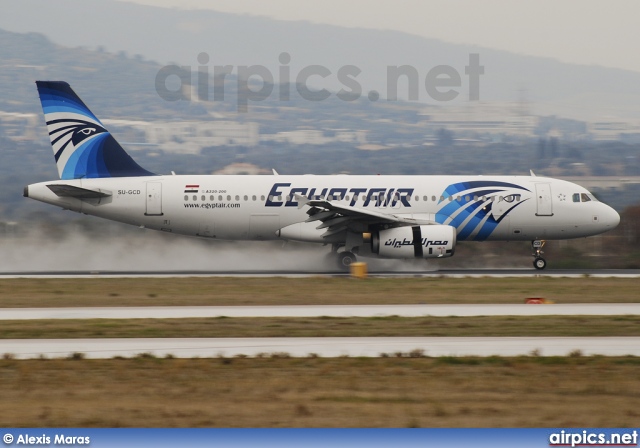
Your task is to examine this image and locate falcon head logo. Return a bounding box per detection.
[48,119,107,162]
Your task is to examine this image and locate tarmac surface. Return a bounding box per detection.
[2,269,637,359]
[0,269,639,278]
[2,303,640,320]
[3,337,640,359]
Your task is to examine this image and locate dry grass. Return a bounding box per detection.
[0,357,638,427]
[0,277,638,308]
[1,276,638,427]
[1,315,640,338]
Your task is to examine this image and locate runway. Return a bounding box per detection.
[4,337,640,359]
[2,303,640,320]
[1,269,639,278]
[2,274,637,359]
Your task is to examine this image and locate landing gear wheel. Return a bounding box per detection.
[533,257,547,270]
[337,251,356,270]
[531,240,547,270]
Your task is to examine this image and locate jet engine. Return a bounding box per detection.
[372,225,456,259]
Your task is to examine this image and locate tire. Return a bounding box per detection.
[533,257,547,270]
[337,251,356,270]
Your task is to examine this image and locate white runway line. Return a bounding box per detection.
[1,303,639,320]
[1,270,640,279]
[2,337,640,359]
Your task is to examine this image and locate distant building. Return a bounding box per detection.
[103,119,260,153]
[263,129,328,145]
[213,163,270,175]
[261,128,367,145]
[588,121,640,141]
[420,102,538,138]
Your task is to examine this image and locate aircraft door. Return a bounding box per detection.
[145,182,163,216]
[535,183,553,216]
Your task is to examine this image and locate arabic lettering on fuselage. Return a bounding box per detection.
[384,238,449,248]
[265,183,414,207]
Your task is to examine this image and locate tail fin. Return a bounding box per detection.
[35,81,155,179]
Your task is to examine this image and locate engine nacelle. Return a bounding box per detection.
[372,225,456,259]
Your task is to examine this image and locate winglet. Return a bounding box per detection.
[294,194,310,209]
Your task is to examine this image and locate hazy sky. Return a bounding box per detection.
[126,0,640,73]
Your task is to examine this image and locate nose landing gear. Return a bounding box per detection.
[532,240,547,270]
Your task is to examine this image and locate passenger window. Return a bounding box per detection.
[581,193,591,202]
[573,193,580,203]
[432,196,437,202]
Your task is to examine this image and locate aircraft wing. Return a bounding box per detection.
[297,194,435,238]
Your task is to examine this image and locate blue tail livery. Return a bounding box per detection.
[35,81,155,179]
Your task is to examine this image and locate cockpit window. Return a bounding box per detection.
[573,192,597,203]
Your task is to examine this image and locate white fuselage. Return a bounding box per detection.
[25,174,620,244]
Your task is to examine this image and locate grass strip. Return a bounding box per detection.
[1,315,639,339]
[0,356,638,427]
[0,277,638,307]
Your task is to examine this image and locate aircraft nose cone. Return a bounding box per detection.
[605,206,620,229]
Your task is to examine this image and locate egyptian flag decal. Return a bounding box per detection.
[184,184,199,193]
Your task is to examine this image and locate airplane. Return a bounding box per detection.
[24,81,620,270]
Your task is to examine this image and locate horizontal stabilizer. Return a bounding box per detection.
[47,184,112,199]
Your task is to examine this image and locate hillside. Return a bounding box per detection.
[2,0,640,120]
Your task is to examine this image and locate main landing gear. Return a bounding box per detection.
[329,244,357,270]
[532,240,547,270]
